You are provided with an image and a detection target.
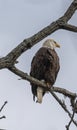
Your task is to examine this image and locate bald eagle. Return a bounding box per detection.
[30,39,60,103]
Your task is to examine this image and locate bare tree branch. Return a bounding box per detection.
[61,24,77,32]
[66,107,76,130]
[8,66,77,99]
[0,0,76,69]
[0,101,8,113]
[0,116,6,120]
[51,86,77,99]
[49,91,77,127]
[62,0,77,22]
[8,66,77,127]
[0,101,8,120]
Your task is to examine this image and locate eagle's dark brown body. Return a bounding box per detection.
[30,47,60,101]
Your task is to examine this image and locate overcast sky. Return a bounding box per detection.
[0,0,77,130]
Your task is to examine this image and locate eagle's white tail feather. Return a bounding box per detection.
[37,87,43,103]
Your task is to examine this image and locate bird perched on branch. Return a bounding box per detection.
[30,39,60,103]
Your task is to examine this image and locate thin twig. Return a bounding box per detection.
[49,91,77,127]
[0,101,8,112]
[66,109,75,130]
[0,116,6,119]
[0,101,8,120]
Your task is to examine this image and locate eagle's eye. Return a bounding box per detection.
[54,41,56,44]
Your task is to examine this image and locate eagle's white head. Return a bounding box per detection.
[43,39,60,50]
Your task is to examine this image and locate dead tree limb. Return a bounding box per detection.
[0,0,77,70]
[9,66,77,99]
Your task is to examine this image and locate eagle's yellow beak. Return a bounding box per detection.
[55,43,60,48]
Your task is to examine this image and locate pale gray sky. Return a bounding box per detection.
[0,0,77,130]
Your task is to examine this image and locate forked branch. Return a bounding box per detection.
[0,0,77,68]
